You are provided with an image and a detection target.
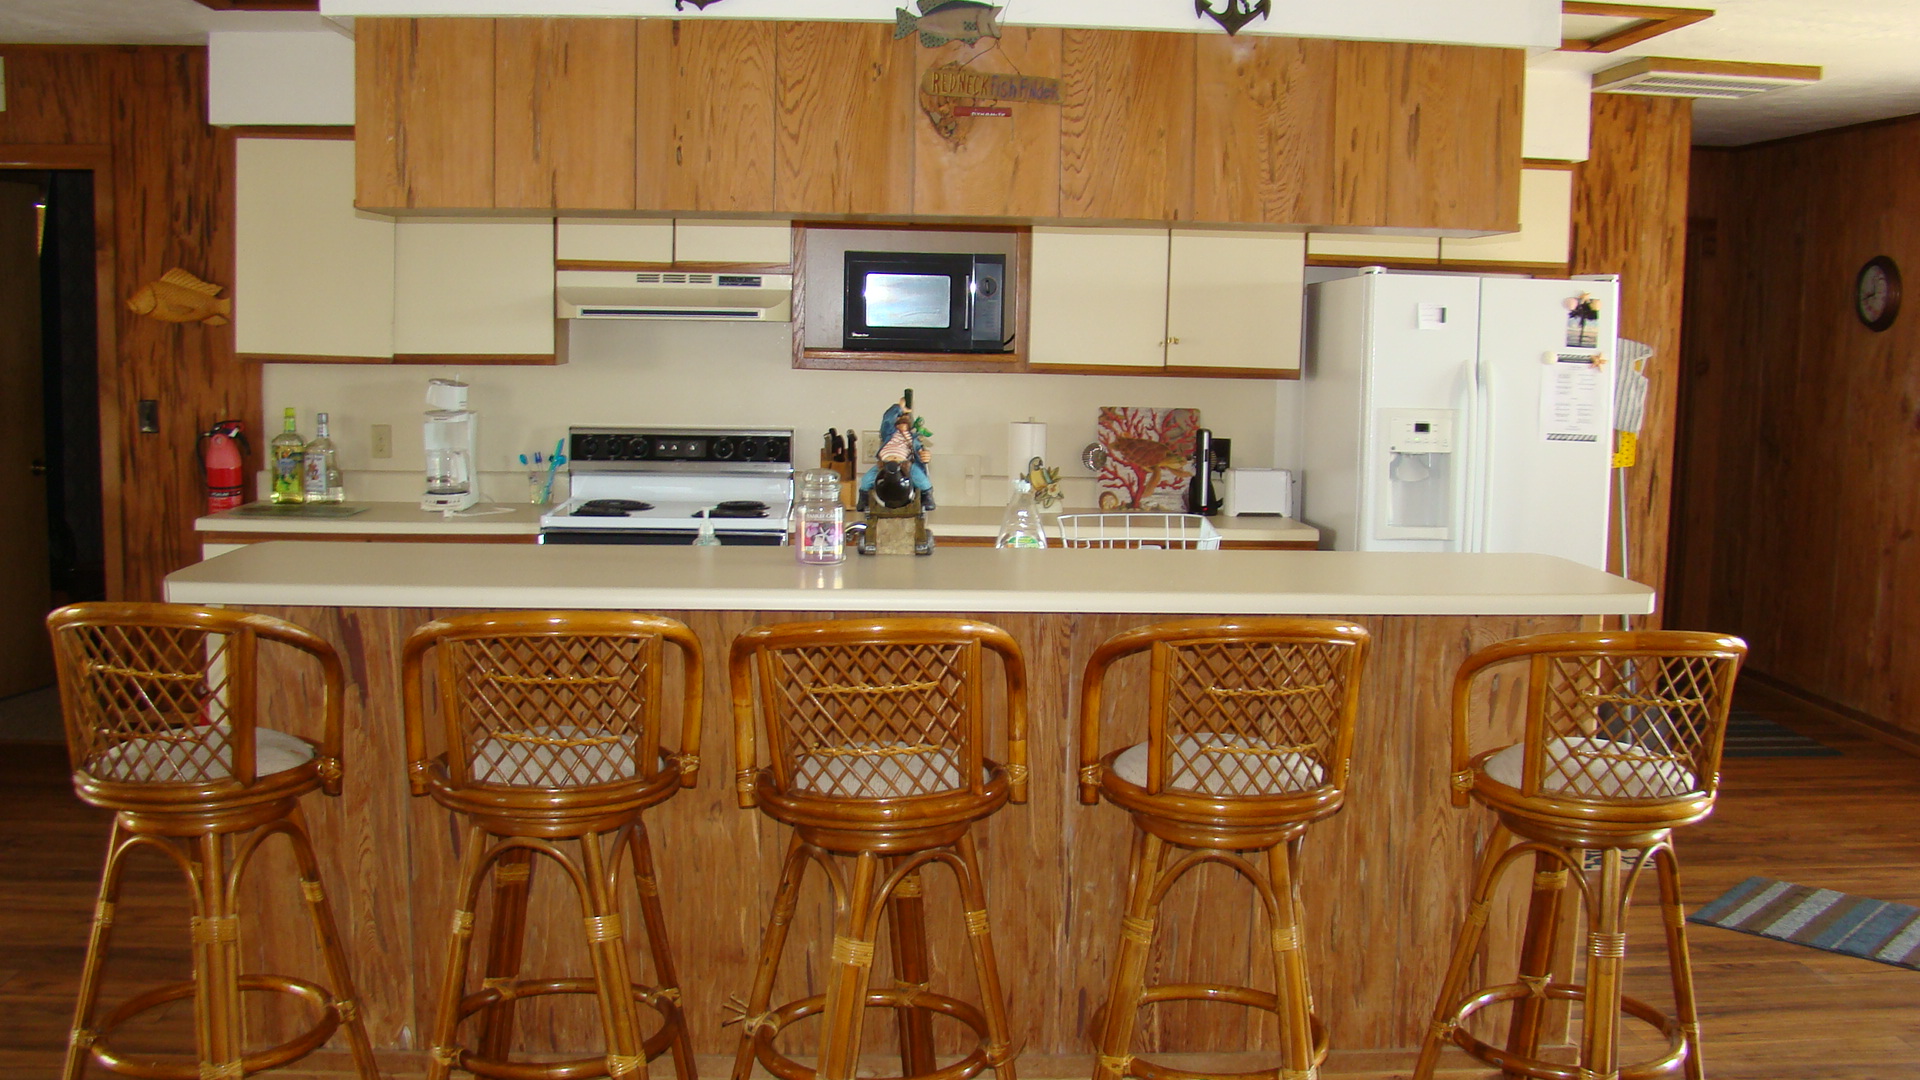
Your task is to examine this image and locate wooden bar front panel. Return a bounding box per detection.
[241,605,1580,1059]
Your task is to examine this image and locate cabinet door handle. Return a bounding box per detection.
[30,459,48,476]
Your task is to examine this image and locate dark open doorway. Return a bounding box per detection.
[0,169,103,709]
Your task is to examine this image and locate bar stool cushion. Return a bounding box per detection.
[790,740,977,798]
[1482,736,1699,799]
[1112,734,1326,796]
[470,725,642,787]
[92,724,315,783]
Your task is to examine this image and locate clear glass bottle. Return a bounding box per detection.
[995,477,1049,548]
[692,511,721,547]
[302,412,344,503]
[795,468,845,564]
[269,407,304,504]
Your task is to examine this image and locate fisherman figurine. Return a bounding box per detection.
[855,390,936,556]
[856,393,935,512]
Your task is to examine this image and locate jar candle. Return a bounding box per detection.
[795,468,846,564]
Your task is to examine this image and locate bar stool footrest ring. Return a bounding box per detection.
[88,974,340,1079]
[453,976,684,1080]
[1124,982,1328,1080]
[750,987,993,1080]
[1445,981,1687,1080]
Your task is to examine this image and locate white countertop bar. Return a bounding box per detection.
[194,502,1320,545]
[165,542,1654,616]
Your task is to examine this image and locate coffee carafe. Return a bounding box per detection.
[1185,428,1223,516]
[422,379,479,512]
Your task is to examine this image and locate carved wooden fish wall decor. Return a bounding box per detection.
[127,268,231,327]
[895,1,1004,48]
[1197,0,1272,36]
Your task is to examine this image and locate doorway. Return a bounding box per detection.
[0,170,103,722]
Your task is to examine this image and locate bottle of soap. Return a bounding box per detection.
[269,407,304,504]
[995,477,1048,548]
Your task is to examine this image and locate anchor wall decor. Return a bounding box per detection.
[1196,0,1272,36]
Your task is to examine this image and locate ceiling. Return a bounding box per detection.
[2,0,1916,146]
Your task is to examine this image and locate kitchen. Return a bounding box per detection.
[10,1,1914,1077]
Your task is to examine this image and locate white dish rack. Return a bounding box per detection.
[1054,513,1223,550]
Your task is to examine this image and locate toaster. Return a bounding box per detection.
[1222,468,1297,518]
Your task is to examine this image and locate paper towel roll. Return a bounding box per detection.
[1008,421,1047,497]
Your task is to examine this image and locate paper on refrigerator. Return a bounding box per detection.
[1539,351,1608,443]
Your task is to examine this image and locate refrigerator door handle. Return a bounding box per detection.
[1466,355,1493,553]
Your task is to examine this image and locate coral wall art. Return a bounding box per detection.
[1096,406,1199,511]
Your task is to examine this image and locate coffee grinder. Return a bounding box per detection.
[422,378,479,512]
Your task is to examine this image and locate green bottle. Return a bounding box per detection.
[270,407,305,504]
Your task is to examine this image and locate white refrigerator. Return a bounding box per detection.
[1299,268,1619,570]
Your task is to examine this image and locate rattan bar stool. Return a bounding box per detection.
[46,602,379,1080]
[1078,617,1370,1080]
[726,617,1029,1080]
[401,611,704,1080]
[1412,631,1746,1080]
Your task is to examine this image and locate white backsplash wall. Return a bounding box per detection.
[262,319,1295,507]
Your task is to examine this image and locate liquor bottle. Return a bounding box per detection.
[269,407,304,504]
[302,412,343,503]
[994,477,1048,548]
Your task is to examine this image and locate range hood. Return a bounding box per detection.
[555,269,793,321]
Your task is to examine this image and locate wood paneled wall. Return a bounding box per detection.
[0,46,252,603]
[1671,113,1920,747]
[1571,94,1692,623]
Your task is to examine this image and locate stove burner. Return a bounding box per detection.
[707,500,770,519]
[573,499,654,517]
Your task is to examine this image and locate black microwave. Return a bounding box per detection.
[843,251,1007,353]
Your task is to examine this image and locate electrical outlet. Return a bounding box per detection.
[371,424,392,459]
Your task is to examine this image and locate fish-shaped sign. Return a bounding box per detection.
[127,268,231,327]
[895,1,1003,48]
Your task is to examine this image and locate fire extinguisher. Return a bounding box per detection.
[199,420,249,513]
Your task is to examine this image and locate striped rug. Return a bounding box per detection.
[1689,876,1920,969]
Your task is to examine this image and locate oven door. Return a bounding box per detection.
[539,528,786,546]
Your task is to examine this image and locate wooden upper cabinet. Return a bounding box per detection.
[1193,35,1335,226]
[912,27,1061,219]
[356,17,496,211]
[1059,29,1194,222]
[495,19,638,210]
[774,22,914,217]
[637,19,776,213]
[1332,41,1522,231]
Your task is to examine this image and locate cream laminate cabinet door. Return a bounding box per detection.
[1439,167,1573,266]
[1027,227,1169,369]
[392,219,557,359]
[554,219,790,265]
[235,138,396,361]
[1305,231,1440,263]
[1165,230,1304,374]
[556,218,673,263]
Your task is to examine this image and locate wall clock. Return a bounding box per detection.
[1856,255,1901,332]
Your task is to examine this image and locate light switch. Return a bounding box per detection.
[371,424,392,459]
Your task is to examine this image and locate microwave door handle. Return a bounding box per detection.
[962,276,974,331]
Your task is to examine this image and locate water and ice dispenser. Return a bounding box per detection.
[1376,409,1455,540]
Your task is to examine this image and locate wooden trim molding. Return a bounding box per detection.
[390,353,562,366]
[238,352,393,365]
[223,126,354,140]
[1560,2,1712,53]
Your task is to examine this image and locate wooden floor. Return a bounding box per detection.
[2,680,1915,1079]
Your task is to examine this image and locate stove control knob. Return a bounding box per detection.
[575,434,604,460]
[623,436,652,461]
[711,437,738,460]
[760,436,790,463]
[738,437,763,460]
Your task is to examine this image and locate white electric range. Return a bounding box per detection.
[538,427,795,545]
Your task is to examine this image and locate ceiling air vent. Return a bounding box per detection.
[1593,57,1821,100]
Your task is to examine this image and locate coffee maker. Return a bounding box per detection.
[422,378,479,513]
